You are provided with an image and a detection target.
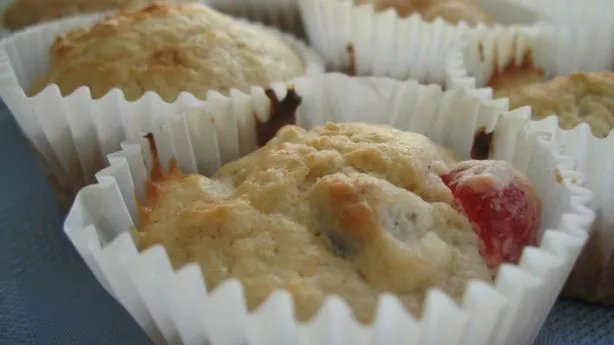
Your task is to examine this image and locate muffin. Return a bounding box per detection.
[488,70,614,138]
[136,122,541,323]
[29,2,306,102]
[445,26,614,307]
[1,0,190,31]
[355,0,494,26]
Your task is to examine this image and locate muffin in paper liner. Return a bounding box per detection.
[0,11,324,212]
[445,25,614,305]
[296,0,538,84]
[64,73,594,345]
[209,0,304,38]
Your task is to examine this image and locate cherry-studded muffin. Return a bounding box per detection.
[137,122,541,323]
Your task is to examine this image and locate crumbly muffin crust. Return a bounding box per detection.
[490,71,614,138]
[30,2,305,101]
[1,0,186,31]
[356,0,494,26]
[137,123,491,323]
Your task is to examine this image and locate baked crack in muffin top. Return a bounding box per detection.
[30,2,305,101]
[137,122,540,323]
[489,69,614,138]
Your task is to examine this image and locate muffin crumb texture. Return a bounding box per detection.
[489,69,614,138]
[137,123,541,323]
[2,0,190,30]
[29,2,305,101]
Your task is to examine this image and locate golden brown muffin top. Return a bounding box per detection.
[137,123,491,323]
[30,2,305,101]
[356,0,494,26]
[490,70,614,138]
[1,0,188,31]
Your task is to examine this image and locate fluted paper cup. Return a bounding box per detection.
[0,11,324,211]
[64,73,594,345]
[445,25,614,305]
[209,0,303,38]
[445,25,614,91]
[505,0,614,70]
[529,120,614,305]
[297,0,539,83]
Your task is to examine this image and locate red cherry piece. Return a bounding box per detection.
[440,160,541,268]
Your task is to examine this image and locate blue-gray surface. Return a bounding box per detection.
[0,103,612,345]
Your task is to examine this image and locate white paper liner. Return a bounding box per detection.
[0,11,324,210]
[528,120,614,303]
[297,0,538,83]
[209,0,303,37]
[505,0,614,70]
[445,25,614,92]
[445,25,614,303]
[64,73,594,345]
